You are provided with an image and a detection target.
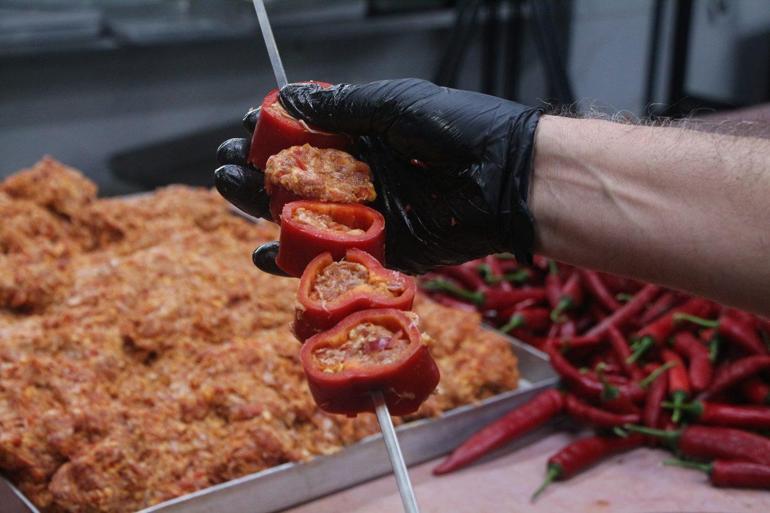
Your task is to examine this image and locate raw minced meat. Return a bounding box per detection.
[265,144,376,204]
[0,158,519,513]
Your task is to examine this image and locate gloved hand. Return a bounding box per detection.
[215,78,542,274]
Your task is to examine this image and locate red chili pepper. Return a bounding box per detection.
[642,364,670,430]
[498,308,551,334]
[670,332,713,392]
[666,459,770,489]
[550,272,584,322]
[740,377,770,405]
[545,261,563,310]
[531,434,644,501]
[300,308,439,416]
[638,291,680,325]
[293,249,416,342]
[545,340,645,403]
[628,297,712,363]
[675,312,766,355]
[626,425,770,466]
[430,294,479,312]
[579,270,621,311]
[438,264,490,292]
[584,284,661,338]
[433,389,564,475]
[564,393,639,428]
[554,334,605,351]
[661,348,690,423]
[607,326,643,381]
[703,355,770,399]
[668,400,770,430]
[482,287,548,311]
[276,201,385,277]
[248,82,350,169]
[558,319,577,338]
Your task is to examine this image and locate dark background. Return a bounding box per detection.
[1,0,768,195]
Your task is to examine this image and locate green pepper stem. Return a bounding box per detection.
[673,313,720,328]
[476,264,497,284]
[638,361,675,389]
[616,293,634,302]
[548,260,559,276]
[531,464,561,502]
[550,298,572,323]
[499,314,525,334]
[504,269,531,284]
[708,335,721,363]
[670,391,689,424]
[627,336,654,364]
[421,279,485,306]
[663,458,711,474]
[624,424,681,445]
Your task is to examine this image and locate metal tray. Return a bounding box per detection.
[2,335,555,513]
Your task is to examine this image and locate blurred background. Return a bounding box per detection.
[0,0,768,195]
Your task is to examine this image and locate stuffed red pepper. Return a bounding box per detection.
[265,144,376,221]
[294,249,416,342]
[300,308,440,416]
[276,200,385,277]
[248,81,350,170]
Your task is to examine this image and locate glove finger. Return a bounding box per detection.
[214,164,271,220]
[279,78,437,137]
[243,107,260,133]
[217,138,250,166]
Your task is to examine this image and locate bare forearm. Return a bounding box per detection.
[530,115,770,315]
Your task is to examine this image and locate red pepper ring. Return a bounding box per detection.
[300,308,440,417]
[293,249,416,342]
[247,81,351,170]
[276,201,385,277]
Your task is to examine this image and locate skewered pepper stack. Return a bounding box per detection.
[251,85,440,417]
[424,256,770,497]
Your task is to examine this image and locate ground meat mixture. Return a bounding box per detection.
[292,207,365,235]
[314,323,409,372]
[0,158,519,513]
[265,144,376,204]
[309,261,402,304]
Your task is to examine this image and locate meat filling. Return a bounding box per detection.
[314,323,409,373]
[309,261,403,305]
[292,208,365,235]
[265,144,375,204]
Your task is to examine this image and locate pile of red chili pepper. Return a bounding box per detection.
[423,255,770,498]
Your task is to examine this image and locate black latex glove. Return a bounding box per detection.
[215,78,541,275]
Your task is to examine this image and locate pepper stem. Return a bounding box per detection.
[673,313,720,328]
[421,279,485,306]
[671,391,688,424]
[504,269,531,284]
[663,458,711,474]
[616,293,634,302]
[548,260,559,276]
[499,314,525,334]
[627,336,654,364]
[624,425,681,446]
[476,264,497,284]
[638,361,675,389]
[531,464,561,502]
[550,298,572,323]
[708,335,721,362]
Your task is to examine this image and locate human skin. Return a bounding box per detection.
[530,115,770,315]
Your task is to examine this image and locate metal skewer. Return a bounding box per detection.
[372,391,422,513]
[249,2,422,512]
[252,0,288,88]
